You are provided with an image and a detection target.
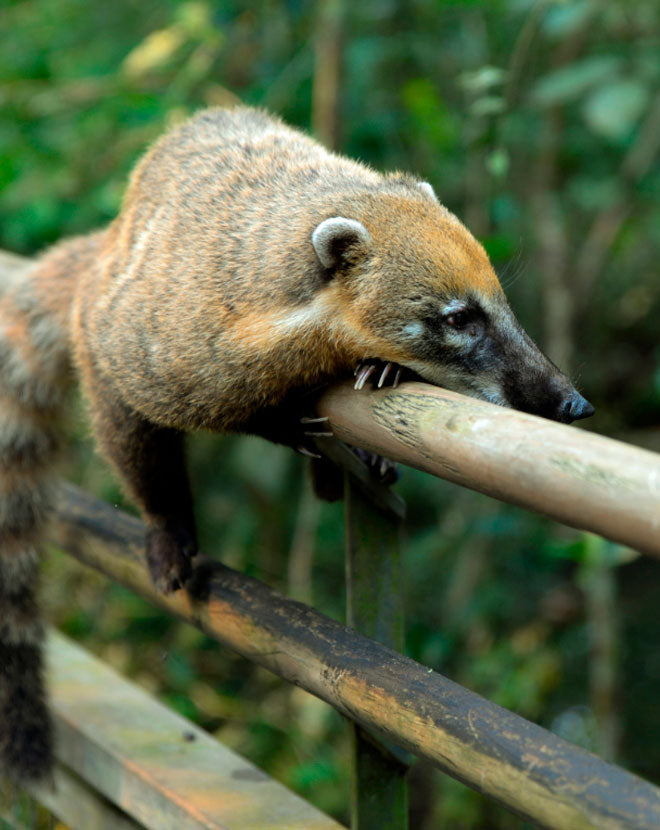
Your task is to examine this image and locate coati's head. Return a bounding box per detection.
[311,182,593,424]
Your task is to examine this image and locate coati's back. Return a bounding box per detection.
[72,107,445,431]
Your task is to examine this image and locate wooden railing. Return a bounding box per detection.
[318,381,660,558]
[3,246,660,828]
[42,431,660,830]
[35,409,660,829]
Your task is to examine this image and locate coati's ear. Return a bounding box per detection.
[418,181,439,202]
[312,217,372,269]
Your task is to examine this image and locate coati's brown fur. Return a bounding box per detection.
[0,106,592,783]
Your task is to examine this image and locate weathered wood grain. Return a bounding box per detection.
[28,762,142,830]
[317,383,660,557]
[47,483,660,830]
[39,629,343,830]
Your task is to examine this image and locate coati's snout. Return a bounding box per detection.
[561,391,595,422]
[478,299,595,424]
[398,294,595,425]
[501,355,594,424]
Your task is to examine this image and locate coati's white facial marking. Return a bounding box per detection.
[401,360,470,390]
[312,217,371,269]
[400,358,507,407]
[402,321,424,339]
[443,299,468,315]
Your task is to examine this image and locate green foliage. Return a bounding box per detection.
[4,0,660,827]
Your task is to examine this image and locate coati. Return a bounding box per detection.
[0,106,593,783]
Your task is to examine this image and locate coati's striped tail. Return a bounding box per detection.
[0,258,72,782]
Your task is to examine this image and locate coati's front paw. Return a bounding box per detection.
[354,359,403,391]
[309,447,399,502]
[351,360,402,486]
[296,415,334,459]
[146,525,197,594]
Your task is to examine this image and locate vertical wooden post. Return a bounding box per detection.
[312,0,344,150]
[344,474,408,830]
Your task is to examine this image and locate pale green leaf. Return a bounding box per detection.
[582,79,650,140]
[530,56,621,107]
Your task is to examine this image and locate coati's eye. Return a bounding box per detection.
[443,309,471,329]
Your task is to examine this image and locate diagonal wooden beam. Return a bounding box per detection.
[34,629,343,830]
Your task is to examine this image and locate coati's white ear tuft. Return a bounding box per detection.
[312,217,372,269]
[418,181,439,202]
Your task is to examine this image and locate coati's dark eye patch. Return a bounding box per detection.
[441,300,488,333]
[443,308,471,329]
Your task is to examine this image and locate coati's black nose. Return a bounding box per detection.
[561,392,595,423]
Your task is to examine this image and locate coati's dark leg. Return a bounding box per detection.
[130,424,198,594]
[85,381,197,593]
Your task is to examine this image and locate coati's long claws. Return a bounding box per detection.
[353,359,371,377]
[355,364,376,390]
[301,416,333,438]
[351,447,399,485]
[363,365,376,385]
[297,445,322,459]
[378,362,393,388]
[354,359,406,390]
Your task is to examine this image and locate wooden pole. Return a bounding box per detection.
[344,474,408,829]
[312,0,344,149]
[317,381,660,557]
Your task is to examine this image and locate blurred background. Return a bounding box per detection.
[2,0,660,826]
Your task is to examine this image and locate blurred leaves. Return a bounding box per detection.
[402,78,458,149]
[530,56,621,107]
